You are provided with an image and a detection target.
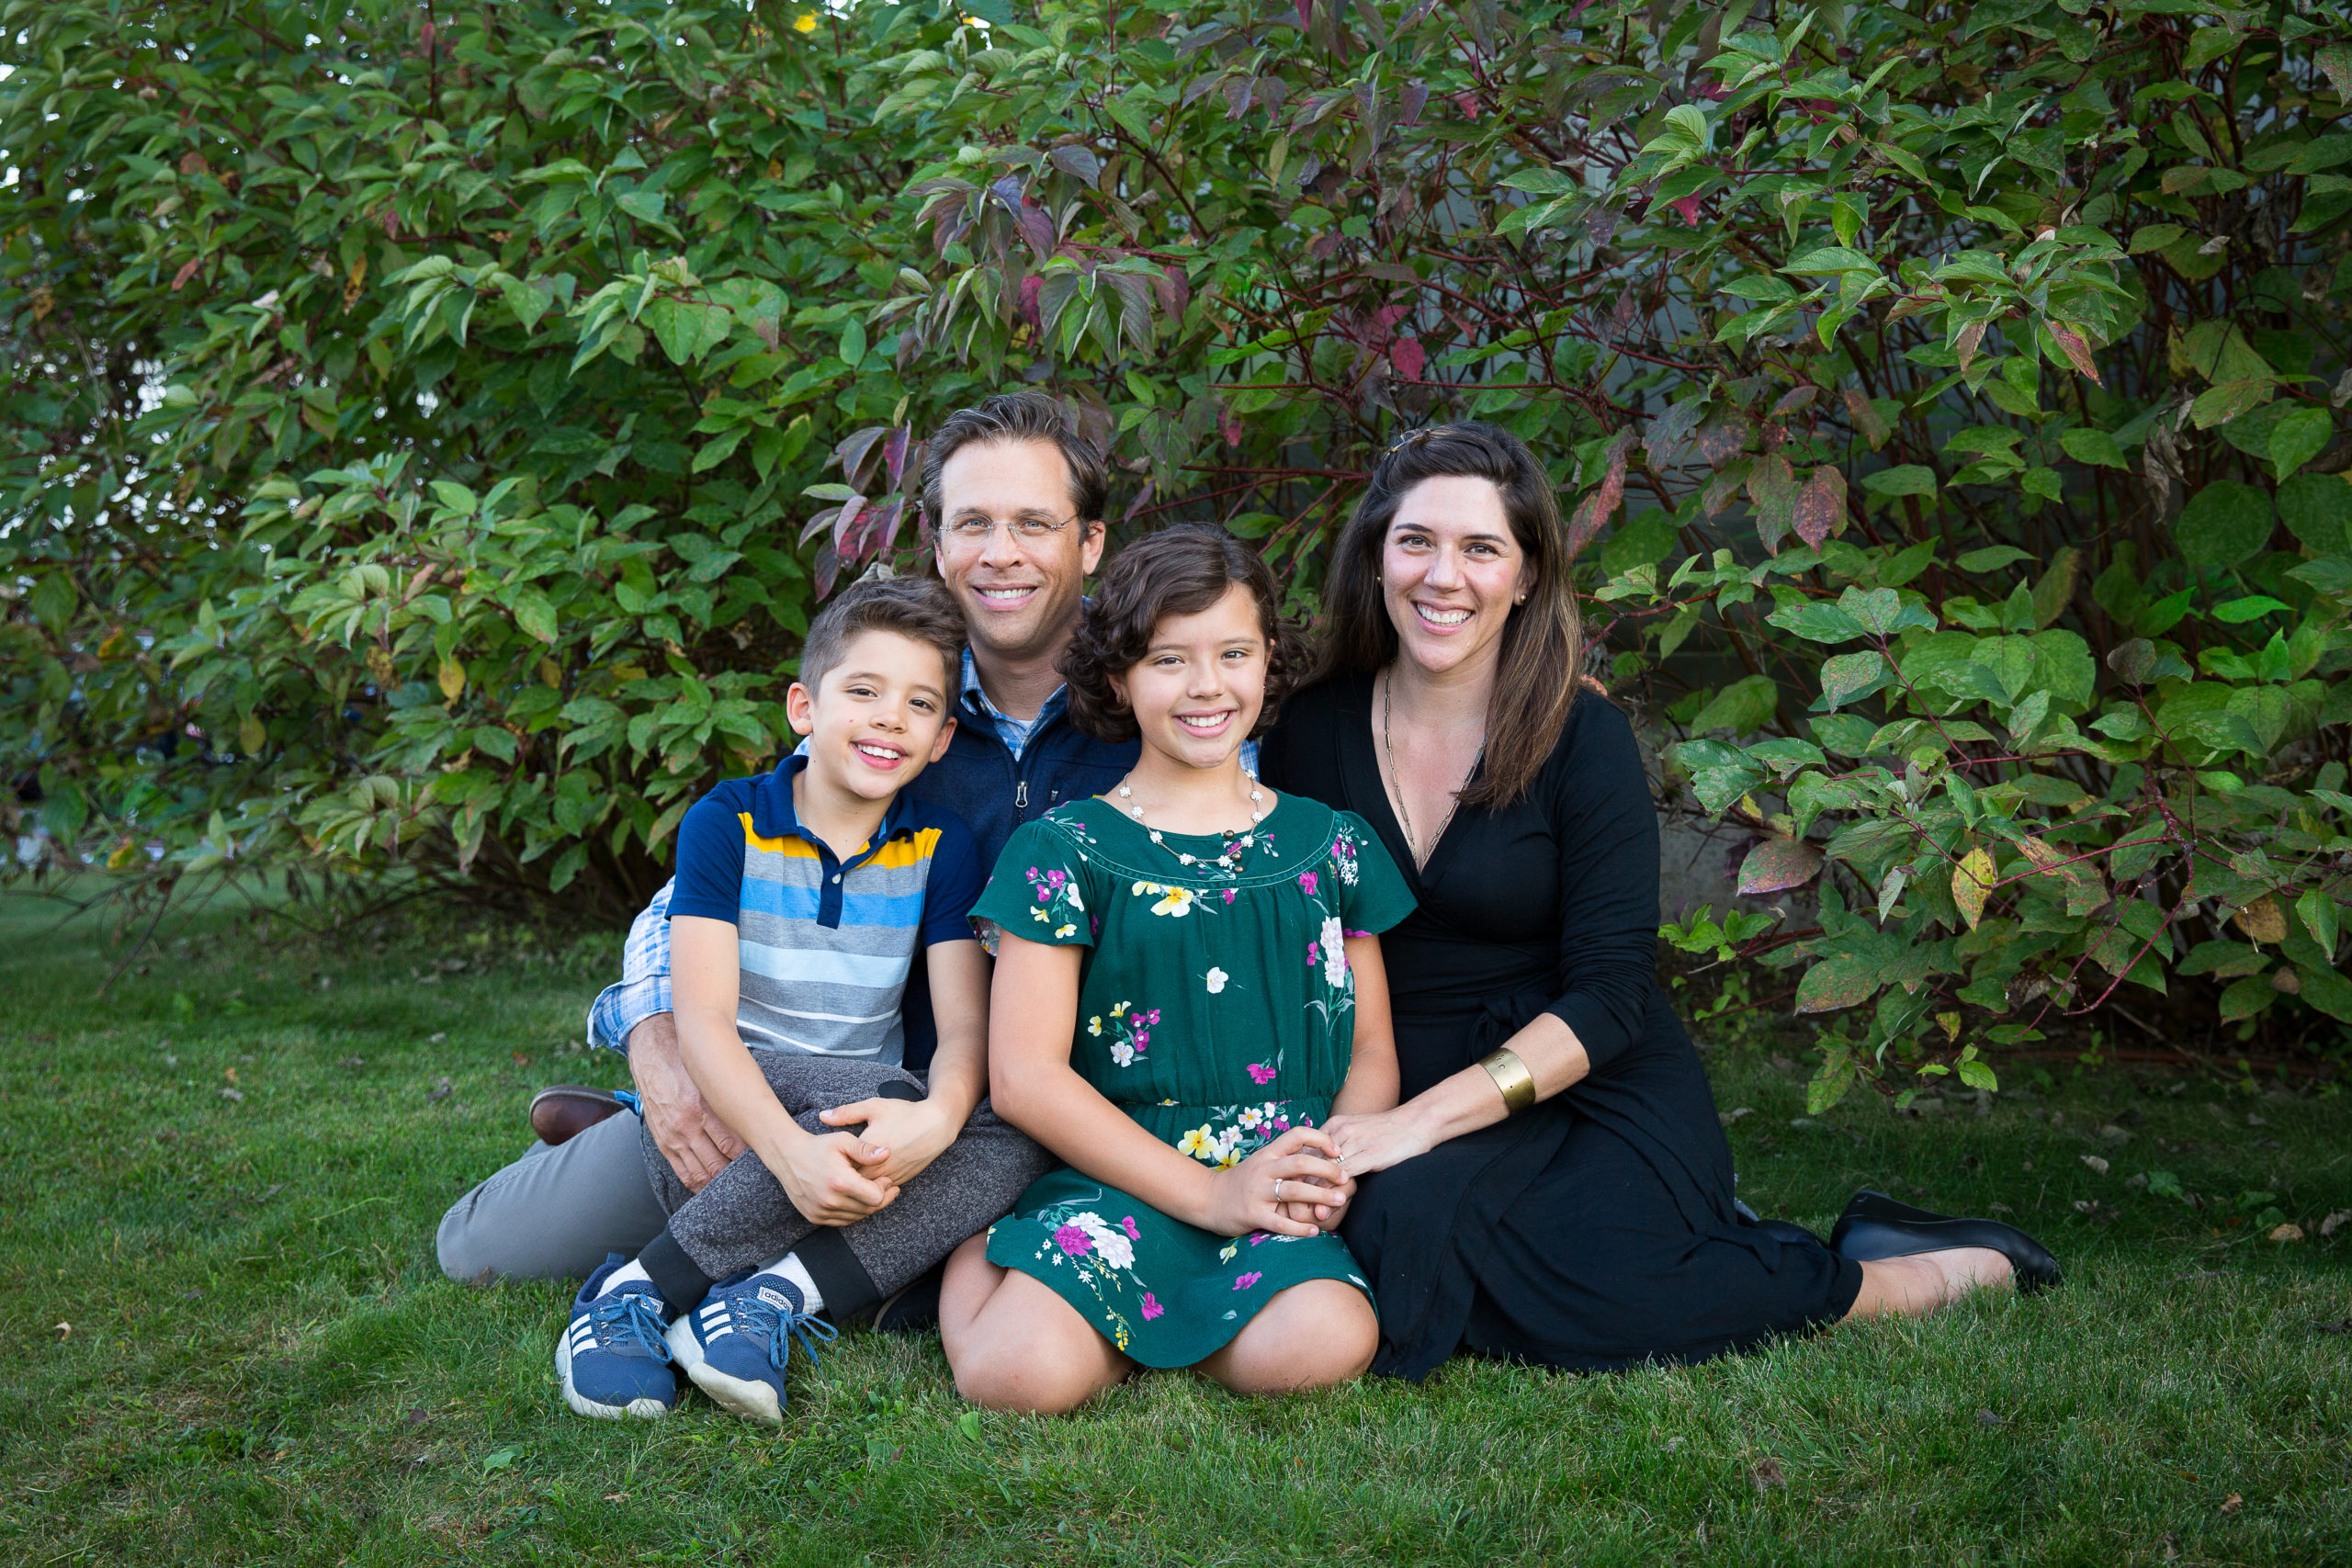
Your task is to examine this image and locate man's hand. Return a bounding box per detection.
[769,1126,900,1225]
[628,1013,746,1191]
[816,1095,964,1190]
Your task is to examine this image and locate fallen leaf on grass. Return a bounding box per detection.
[2313,1319,2352,1335]
[426,1077,453,1103]
[219,1087,245,1102]
[2220,1493,2243,1513]
[52,1322,69,1339]
[2320,1209,2350,1238]
[480,1446,521,1475]
[1750,1458,1785,1492]
[1976,1409,2007,1427]
[337,1056,365,1069]
[430,1031,447,1043]
[2081,1155,2109,1175]
[511,1051,530,1068]
[603,1493,628,1503]
[2268,1224,2305,1244]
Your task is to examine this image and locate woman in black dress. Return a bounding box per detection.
[1257,423,2056,1380]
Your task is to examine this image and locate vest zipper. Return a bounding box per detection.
[1015,779,1028,812]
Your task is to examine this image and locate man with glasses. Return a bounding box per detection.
[435,393,1152,1319]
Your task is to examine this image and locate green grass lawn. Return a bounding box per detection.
[3,877,2348,1565]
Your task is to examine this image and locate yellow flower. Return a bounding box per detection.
[1176,1125,1214,1159]
[1112,1000,1127,1016]
[1150,886,1196,918]
[1031,908,1048,922]
[792,9,818,31]
[1088,1017,1102,1036]
[1054,923,1076,938]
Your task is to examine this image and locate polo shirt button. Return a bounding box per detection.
[831,874,841,884]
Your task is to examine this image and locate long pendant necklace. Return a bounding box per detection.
[1114,774,1269,874]
[1381,667,1482,872]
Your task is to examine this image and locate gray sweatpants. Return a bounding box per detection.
[638,1055,1052,1319]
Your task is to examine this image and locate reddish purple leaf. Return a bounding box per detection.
[1695,417,1750,466]
[1390,337,1426,380]
[1747,454,1796,553]
[1018,274,1044,331]
[1296,0,1312,31]
[833,426,887,490]
[1772,385,1818,417]
[1792,465,1848,549]
[1738,836,1824,896]
[1668,194,1704,226]
[799,505,842,547]
[2049,321,2102,385]
[1396,82,1429,125]
[1842,388,1890,448]
[813,541,842,600]
[1153,264,1191,321]
[880,426,911,490]
[1566,432,1634,558]
[831,494,869,553]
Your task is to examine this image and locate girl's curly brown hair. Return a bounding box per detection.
[1058,524,1309,744]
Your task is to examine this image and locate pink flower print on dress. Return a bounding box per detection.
[1052,1223,1093,1258]
[1298,870,1318,896]
[1246,1062,1277,1085]
[1140,1292,1165,1320]
[1222,889,1237,905]
[1233,1271,1262,1290]
[1121,1215,1141,1241]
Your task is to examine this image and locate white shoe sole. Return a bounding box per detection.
[556,1329,672,1420]
[665,1316,784,1424]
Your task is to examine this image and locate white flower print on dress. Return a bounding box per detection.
[1319,916,1348,989]
[1206,966,1228,994]
[1073,1212,1136,1271]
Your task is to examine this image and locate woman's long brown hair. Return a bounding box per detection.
[1312,423,1586,809]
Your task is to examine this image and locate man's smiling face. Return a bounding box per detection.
[933,437,1106,667]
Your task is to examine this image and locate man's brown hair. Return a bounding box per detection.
[919,390,1109,533]
[797,574,967,694]
[1058,524,1306,743]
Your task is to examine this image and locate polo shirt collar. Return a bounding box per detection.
[747,752,915,867]
[959,648,1068,725]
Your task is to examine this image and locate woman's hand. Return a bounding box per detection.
[1199,1125,1350,1238]
[1321,1107,1439,1178]
[1278,1169,1356,1231]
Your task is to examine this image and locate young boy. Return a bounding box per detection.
[557,576,1050,1423]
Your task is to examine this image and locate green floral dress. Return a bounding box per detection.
[970,792,1417,1367]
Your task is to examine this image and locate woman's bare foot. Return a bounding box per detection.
[1846,1246,2014,1320]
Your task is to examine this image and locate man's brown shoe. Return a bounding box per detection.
[529,1085,628,1146]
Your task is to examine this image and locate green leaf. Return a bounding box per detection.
[1861,465,1937,498]
[1958,546,2034,573]
[2058,427,2129,468]
[2278,472,2352,554]
[2268,406,2334,478]
[2295,888,2339,958]
[1795,954,1883,1013]
[1817,649,1892,709]
[1685,674,1781,736]
[2174,480,2276,570]
[512,589,559,644]
[2211,595,2290,623]
[1767,601,1869,643]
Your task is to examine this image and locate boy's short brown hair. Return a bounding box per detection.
[797,575,967,695]
[1058,524,1306,742]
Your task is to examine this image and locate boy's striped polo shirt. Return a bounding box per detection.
[667,754,985,1065]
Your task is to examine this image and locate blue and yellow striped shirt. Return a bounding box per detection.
[667,754,985,1064]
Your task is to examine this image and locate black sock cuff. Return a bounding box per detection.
[794,1225,881,1321]
[639,1229,714,1317]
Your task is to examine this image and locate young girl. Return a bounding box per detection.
[940,525,1417,1413]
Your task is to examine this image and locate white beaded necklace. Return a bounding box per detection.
[1114,774,1269,874]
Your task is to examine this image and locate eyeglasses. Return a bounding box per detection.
[939,513,1079,544]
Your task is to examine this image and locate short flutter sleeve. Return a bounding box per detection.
[1329,810,1417,937]
[971,818,1099,949]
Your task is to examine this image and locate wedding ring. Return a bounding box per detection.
[1273,1179,1286,1202]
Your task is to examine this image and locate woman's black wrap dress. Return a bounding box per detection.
[1258,676,1862,1379]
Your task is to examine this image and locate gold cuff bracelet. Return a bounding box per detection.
[1478,1048,1538,1115]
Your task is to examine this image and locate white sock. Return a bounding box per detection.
[757,1251,824,1314]
[595,1258,652,1298]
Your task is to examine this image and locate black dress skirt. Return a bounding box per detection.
[1258,675,1862,1380]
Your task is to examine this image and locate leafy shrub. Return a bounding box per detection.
[5,0,2350,1100]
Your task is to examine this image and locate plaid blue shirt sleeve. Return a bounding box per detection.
[585,880,674,1055]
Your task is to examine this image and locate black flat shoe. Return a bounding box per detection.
[528,1084,627,1146]
[1830,1190,2062,1293]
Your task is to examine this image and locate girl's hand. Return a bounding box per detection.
[1321,1108,1437,1178]
[1201,1125,1349,1238]
[1278,1169,1355,1231]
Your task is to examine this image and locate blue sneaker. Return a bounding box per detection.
[556,1255,680,1420]
[664,1269,838,1424]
